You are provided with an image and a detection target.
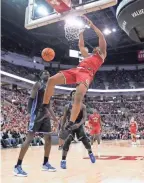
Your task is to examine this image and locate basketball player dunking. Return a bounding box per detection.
[89,109,102,156]
[129,117,138,145]
[14,71,57,176]
[59,90,95,169]
[35,16,107,146]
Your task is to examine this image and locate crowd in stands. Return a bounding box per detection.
[1,87,144,148]
[1,60,144,89]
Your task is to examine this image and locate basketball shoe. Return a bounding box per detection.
[14,165,27,177]
[42,162,56,172]
[89,153,96,163]
[60,160,66,169]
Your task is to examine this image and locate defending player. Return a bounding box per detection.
[129,117,138,145]
[89,109,102,156]
[35,16,107,137]
[60,90,95,169]
[58,115,64,150]
[14,71,57,177]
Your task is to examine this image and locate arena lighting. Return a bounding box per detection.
[65,17,85,28]
[25,0,117,29]
[37,6,49,16]
[0,71,35,84]
[103,28,112,35]
[112,28,116,32]
[1,70,144,93]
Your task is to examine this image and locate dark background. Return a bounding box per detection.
[1,0,144,65]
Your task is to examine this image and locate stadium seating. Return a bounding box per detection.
[1,88,144,148]
[1,60,144,89]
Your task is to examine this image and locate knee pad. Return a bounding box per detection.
[81,136,91,150]
[63,134,73,151]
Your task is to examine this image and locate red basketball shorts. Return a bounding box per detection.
[90,128,101,135]
[130,129,136,134]
[60,67,94,88]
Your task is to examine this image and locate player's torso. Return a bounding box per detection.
[130,121,137,129]
[89,113,100,128]
[78,53,104,73]
[33,82,46,114]
[66,103,83,124]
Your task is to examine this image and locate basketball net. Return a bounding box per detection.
[64,16,89,42]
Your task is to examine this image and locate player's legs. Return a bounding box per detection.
[14,132,34,176]
[91,134,96,146]
[95,134,101,145]
[42,134,56,171]
[76,126,95,163]
[61,133,74,169]
[43,73,65,104]
[58,138,64,150]
[16,132,34,164]
[95,134,101,157]
[43,134,51,164]
[131,133,137,144]
[69,83,87,123]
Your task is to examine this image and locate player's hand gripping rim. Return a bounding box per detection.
[82,15,93,28]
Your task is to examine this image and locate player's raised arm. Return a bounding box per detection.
[27,81,41,113]
[92,24,107,58]
[83,16,107,58]
[78,31,89,58]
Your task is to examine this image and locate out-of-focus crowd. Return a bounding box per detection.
[1,60,144,89]
[1,88,144,148]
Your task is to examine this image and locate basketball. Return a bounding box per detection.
[41,48,55,62]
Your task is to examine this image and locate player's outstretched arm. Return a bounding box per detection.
[83,16,107,58]
[48,101,58,123]
[60,105,68,130]
[27,81,41,113]
[78,31,89,58]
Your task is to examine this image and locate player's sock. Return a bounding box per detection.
[15,159,22,167]
[43,157,48,165]
[62,156,66,160]
[88,149,92,154]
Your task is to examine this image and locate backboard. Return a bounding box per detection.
[25,0,117,30]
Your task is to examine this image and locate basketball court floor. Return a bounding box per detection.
[1,140,144,183]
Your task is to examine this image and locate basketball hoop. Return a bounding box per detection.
[64,16,89,42]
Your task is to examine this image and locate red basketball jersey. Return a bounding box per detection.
[130,121,137,133]
[89,113,101,130]
[78,53,104,74]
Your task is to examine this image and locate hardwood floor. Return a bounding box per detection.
[1,140,144,183]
